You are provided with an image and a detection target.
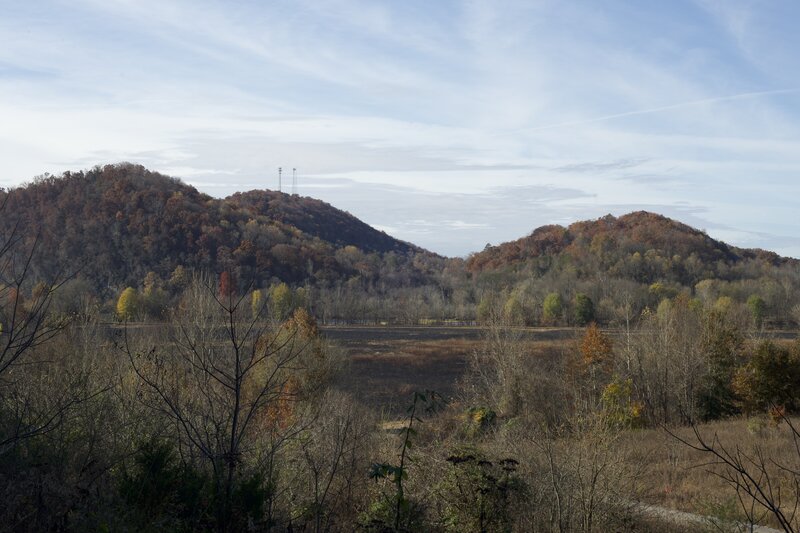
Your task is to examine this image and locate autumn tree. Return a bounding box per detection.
[140,272,168,319]
[577,323,614,405]
[600,376,643,429]
[648,282,678,305]
[218,270,234,300]
[580,323,613,369]
[270,282,294,321]
[503,293,525,325]
[116,287,139,320]
[169,264,189,291]
[476,294,497,324]
[250,288,262,319]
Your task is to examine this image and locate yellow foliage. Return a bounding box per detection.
[250,289,262,318]
[601,376,644,428]
[116,287,138,320]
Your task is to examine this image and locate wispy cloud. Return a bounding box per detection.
[524,89,799,132]
[554,159,649,174]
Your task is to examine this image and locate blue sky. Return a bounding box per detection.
[1,0,799,257]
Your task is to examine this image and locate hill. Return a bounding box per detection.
[2,166,797,324]
[225,190,413,254]
[0,163,434,294]
[467,211,794,286]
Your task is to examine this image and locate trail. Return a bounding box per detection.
[636,502,784,532]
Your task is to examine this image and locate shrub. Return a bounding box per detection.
[464,406,497,437]
[733,341,800,413]
[572,293,595,326]
[600,376,643,429]
[439,449,524,532]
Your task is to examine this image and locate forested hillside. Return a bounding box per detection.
[468,211,793,284]
[0,163,437,295]
[2,164,798,326]
[466,211,800,327]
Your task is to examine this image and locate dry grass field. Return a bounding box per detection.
[618,417,800,530]
[324,326,576,412]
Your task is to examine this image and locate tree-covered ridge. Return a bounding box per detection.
[0,163,433,294]
[226,190,418,254]
[467,211,795,285]
[3,164,798,326]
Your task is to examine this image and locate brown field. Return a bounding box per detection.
[618,417,800,530]
[325,325,796,413]
[324,325,577,413]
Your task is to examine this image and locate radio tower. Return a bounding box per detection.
[292,168,297,195]
[278,167,282,192]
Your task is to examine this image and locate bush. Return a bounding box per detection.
[572,293,595,326]
[120,441,271,531]
[733,341,800,413]
[120,440,211,530]
[464,407,497,437]
[439,449,524,532]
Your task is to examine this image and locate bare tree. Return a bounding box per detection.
[466,308,528,418]
[0,194,79,453]
[285,390,374,532]
[123,276,336,530]
[523,418,644,533]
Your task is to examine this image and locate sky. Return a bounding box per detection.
[1,0,799,258]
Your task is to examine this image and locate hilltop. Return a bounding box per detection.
[0,163,435,294]
[467,211,793,286]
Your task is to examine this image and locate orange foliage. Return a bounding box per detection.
[1,163,431,296]
[264,377,298,431]
[464,211,793,285]
[284,307,319,339]
[580,323,614,369]
[218,271,234,299]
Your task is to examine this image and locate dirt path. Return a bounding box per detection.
[636,502,784,532]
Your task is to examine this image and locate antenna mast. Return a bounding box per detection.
[292,168,297,195]
[278,167,282,192]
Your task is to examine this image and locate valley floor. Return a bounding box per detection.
[325,325,577,412]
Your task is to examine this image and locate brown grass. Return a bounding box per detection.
[325,325,572,414]
[619,416,800,529]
